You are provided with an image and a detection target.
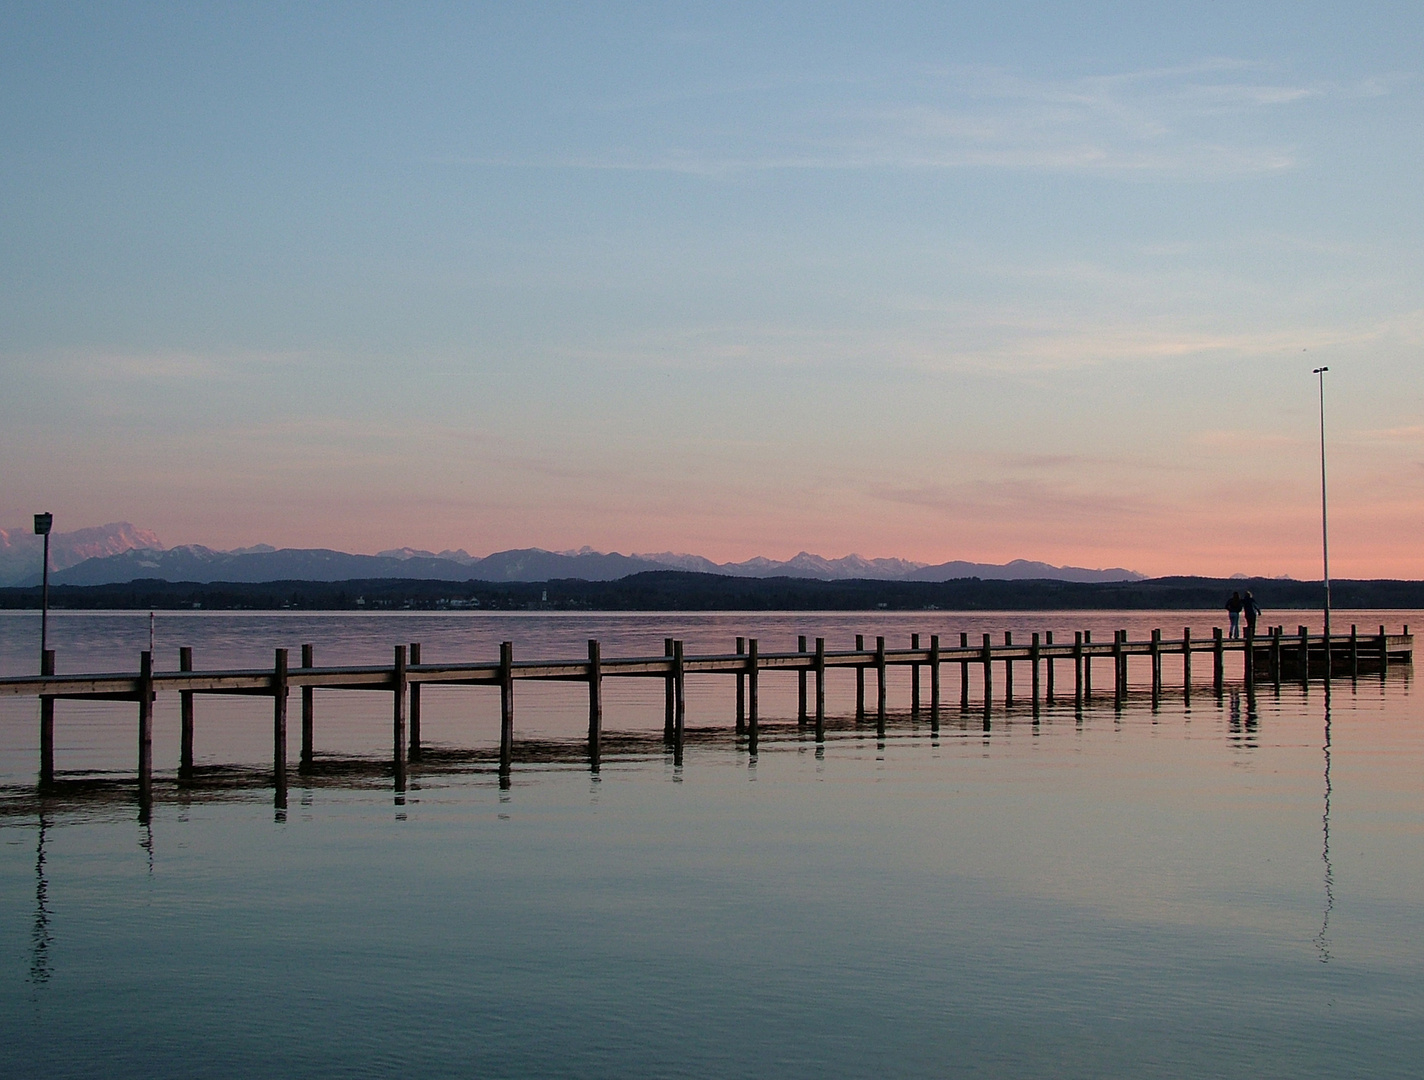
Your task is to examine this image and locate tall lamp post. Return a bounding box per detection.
[34,512,52,666]
[1313,368,1331,673]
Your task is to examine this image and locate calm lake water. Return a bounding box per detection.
[1,610,1420,1079]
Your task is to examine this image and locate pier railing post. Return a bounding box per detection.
[178,646,194,780]
[408,642,422,761]
[138,650,154,807]
[499,641,514,781]
[39,649,55,787]
[300,643,314,772]
[735,637,746,733]
[797,635,808,725]
[929,635,941,722]
[274,648,289,807]
[587,639,602,758]
[392,645,407,790]
[814,637,826,741]
[959,632,969,710]
[747,639,759,741]
[910,633,921,716]
[855,635,866,719]
[1213,628,1224,693]
[1004,631,1014,706]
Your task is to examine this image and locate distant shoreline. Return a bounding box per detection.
[0,571,1420,612]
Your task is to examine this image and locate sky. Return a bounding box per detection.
[2,1,1421,578]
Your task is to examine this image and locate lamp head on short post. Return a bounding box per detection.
[34,513,53,536]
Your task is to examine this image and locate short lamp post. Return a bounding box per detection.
[34,512,52,665]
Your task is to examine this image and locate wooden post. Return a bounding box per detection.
[408,642,422,761]
[1243,627,1255,691]
[300,643,314,772]
[499,641,514,778]
[1113,630,1125,707]
[1378,624,1388,674]
[875,636,887,728]
[1073,631,1083,709]
[929,635,941,721]
[1349,624,1358,679]
[747,638,759,739]
[855,634,866,719]
[138,650,154,804]
[1083,631,1093,700]
[798,635,808,725]
[1045,631,1055,703]
[1183,628,1192,702]
[1151,629,1162,703]
[1299,625,1310,684]
[673,639,685,742]
[1004,631,1014,706]
[587,639,602,755]
[735,637,746,733]
[981,633,993,709]
[174,646,194,780]
[1271,626,1282,692]
[39,649,55,787]
[664,638,675,737]
[910,633,921,716]
[959,632,970,710]
[814,637,826,740]
[274,648,289,805]
[392,645,407,789]
[1030,632,1040,715]
[1213,628,1224,692]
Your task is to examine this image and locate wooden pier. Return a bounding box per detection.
[2,624,1411,805]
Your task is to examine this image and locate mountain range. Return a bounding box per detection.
[0,522,1143,587]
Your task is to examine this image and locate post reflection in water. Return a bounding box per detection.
[1226,688,1259,750]
[30,813,51,987]
[1316,687,1335,963]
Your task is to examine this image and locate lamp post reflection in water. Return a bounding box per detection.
[1316,692,1335,963]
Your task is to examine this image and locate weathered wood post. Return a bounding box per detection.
[735,637,746,733]
[273,647,289,808]
[959,632,970,710]
[664,638,675,737]
[1183,628,1192,702]
[1045,631,1055,703]
[498,641,514,779]
[587,639,602,757]
[1083,631,1093,700]
[392,645,407,790]
[1073,631,1084,709]
[39,649,55,787]
[929,634,941,721]
[673,639,685,745]
[855,634,866,719]
[300,643,314,772]
[1299,625,1310,684]
[1243,627,1255,692]
[1213,628,1224,693]
[875,636,888,728]
[910,633,921,716]
[1004,631,1014,706]
[178,646,194,780]
[1271,626,1282,692]
[814,637,826,740]
[138,650,154,805]
[1349,624,1358,679]
[747,638,759,738]
[408,642,422,761]
[1112,630,1125,708]
[1151,629,1162,704]
[798,635,808,725]
[981,633,993,709]
[1378,624,1388,676]
[1030,632,1041,716]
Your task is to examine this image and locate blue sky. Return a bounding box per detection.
[2,2,1421,575]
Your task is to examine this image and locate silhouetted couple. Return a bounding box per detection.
[1227,591,1261,639]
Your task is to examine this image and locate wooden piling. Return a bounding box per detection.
[138,650,153,803]
[1030,632,1040,715]
[959,632,970,709]
[273,648,289,802]
[855,634,866,719]
[798,635,808,725]
[910,633,921,716]
[735,637,746,733]
[1083,631,1093,700]
[875,636,887,728]
[1150,629,1162,703]
[1213,628,1224,692]
[981,634,993,709]
[814,637,826,740]
[408,642,422,761]
[1271,626,1282,691]
[1004,631,1014,706]
[1045,631,1055,703]
[1349,624,1358,679]
[1073,632,1084,709]
[39,649,55,786]
[1113,630,1125,707]
[587,639,602,755]
[300,643,314,772]
[673,639,685,742]
[1378,624,1388,674]
[664,638,675,737]
[392,645,407,788]
[929,635,941,721]
[1299,625,1310,684]
[1243,628,1255,692]
[499,641,514,776]
[1183,628,1192,702]
[747,638,759,738]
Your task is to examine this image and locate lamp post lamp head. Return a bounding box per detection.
[34,512,52,536]
[1313,366,1328,375]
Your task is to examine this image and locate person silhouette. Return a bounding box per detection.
[1227,591,1244,639]
[1244,591,1261,638]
